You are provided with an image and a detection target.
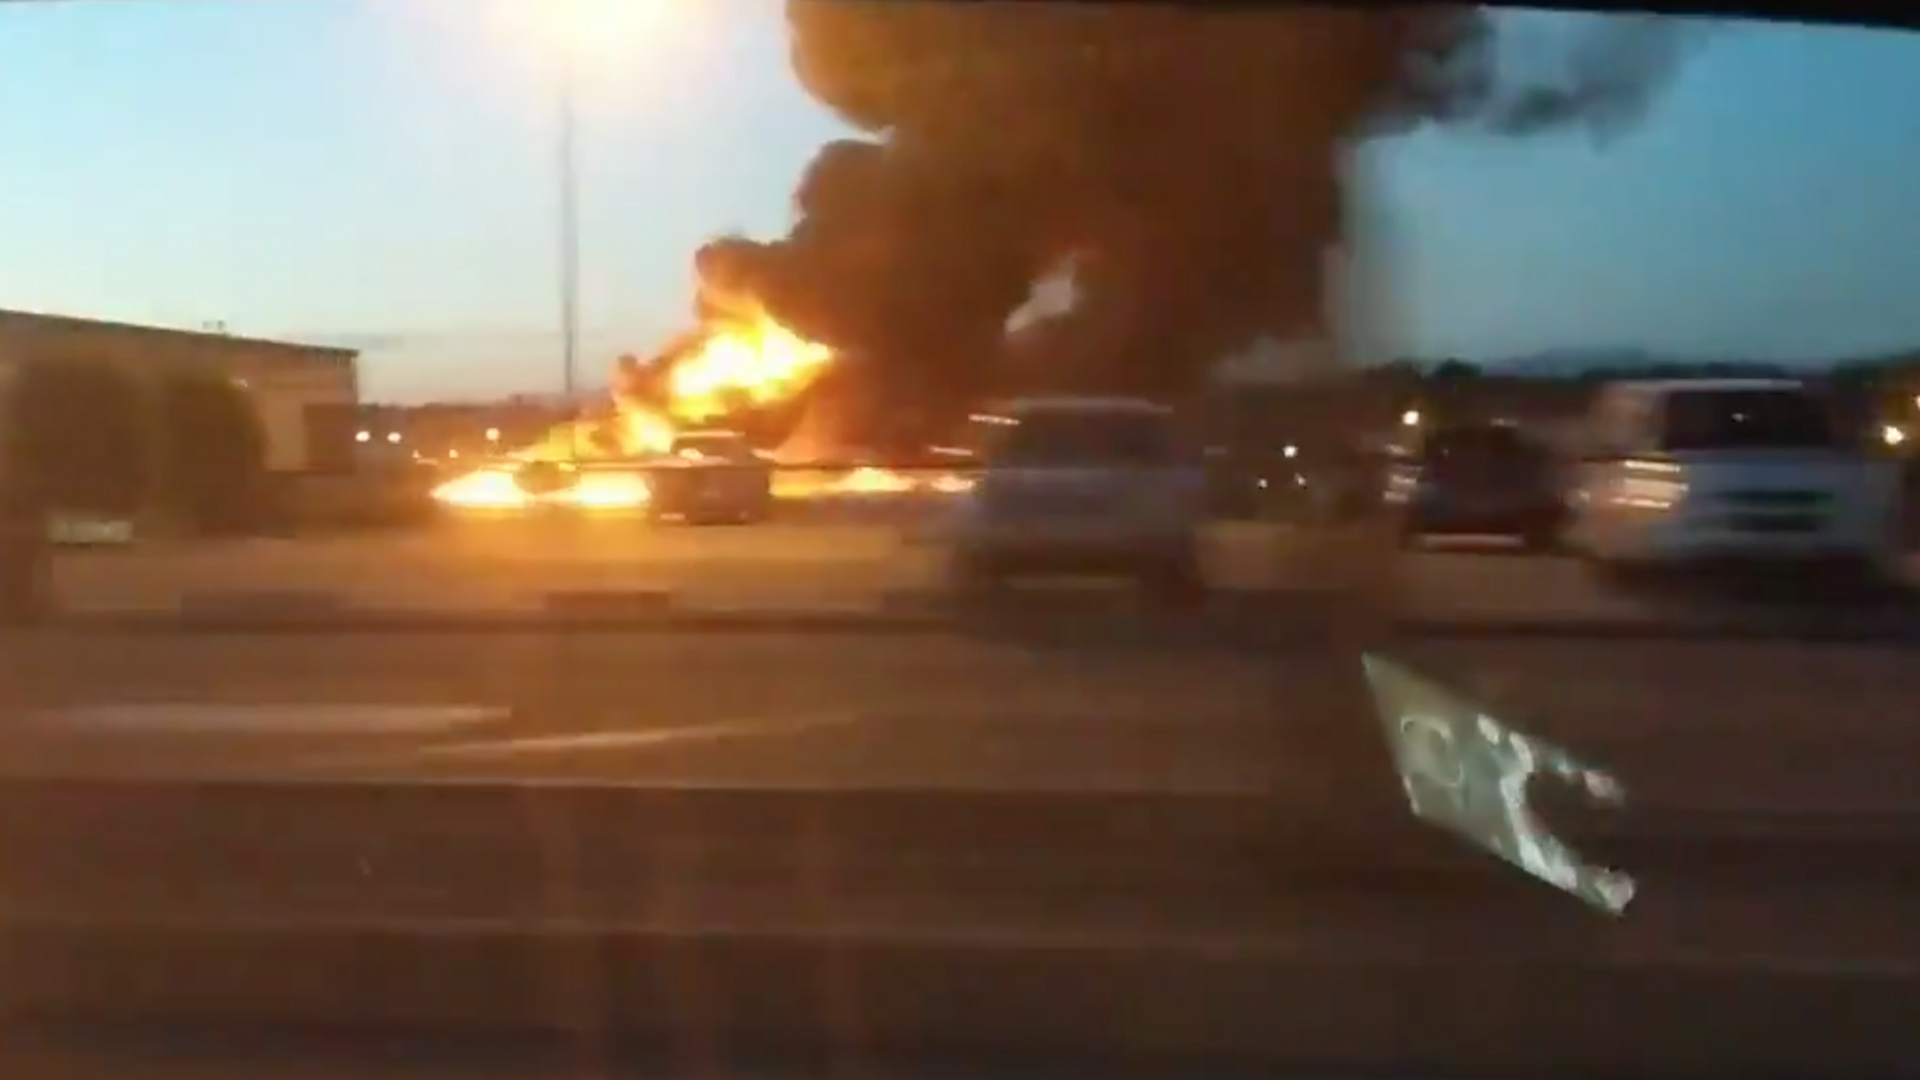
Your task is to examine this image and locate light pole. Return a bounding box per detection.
[555,36,582,460]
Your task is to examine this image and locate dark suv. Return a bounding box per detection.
[1392,421,1568,552]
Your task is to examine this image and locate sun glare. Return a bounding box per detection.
[502,0,678,70]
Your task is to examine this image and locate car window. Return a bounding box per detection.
[990,410,1178,467]
[1658,390,1837,452]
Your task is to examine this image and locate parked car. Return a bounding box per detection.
[1389,420,1569,552]
[1563,379,1900,576]
[944,396,1208,601]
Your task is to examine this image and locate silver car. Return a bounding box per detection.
[945,397,1208,600]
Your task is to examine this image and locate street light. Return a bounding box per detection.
[453,0,670,457]
[555,18,581,462]
[543,0,686,457]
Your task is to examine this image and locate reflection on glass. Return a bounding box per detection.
[1362,653,1637,915]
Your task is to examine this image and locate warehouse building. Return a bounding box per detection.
[0,308,360,474]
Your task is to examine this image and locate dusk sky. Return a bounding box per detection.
[1,1,1916,401]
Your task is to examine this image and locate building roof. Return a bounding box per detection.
[0,308,358,364]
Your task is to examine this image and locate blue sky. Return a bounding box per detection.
[0,2,1916,401]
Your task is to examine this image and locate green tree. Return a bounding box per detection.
[1428,358,1481,382]
[154,371,267,533]
[2,358,151,520]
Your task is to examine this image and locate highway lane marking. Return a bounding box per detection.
[409,713,863,761]
[30,703,513,735]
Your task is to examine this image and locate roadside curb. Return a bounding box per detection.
[1394,613,1920,643]
[34,586,1920,642]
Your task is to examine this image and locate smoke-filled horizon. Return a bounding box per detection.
[676,5,1708,446]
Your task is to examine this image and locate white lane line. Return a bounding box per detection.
[410,713,861,760]
[32,703,512,735]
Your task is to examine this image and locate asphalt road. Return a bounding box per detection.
[2,630,1916,1068]
[4,631,1915,814]
[47,515,1920,627]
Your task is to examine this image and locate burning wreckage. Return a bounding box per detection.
[434,6,1707,513]
[430,297,955,511]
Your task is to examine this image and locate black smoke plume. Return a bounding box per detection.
[692,4,1706,450]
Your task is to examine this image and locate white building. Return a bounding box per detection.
[0,309,359,474]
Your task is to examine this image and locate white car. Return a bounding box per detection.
[943,397,1208,599]
[648,429,773,525]
[1563,379,1900,575]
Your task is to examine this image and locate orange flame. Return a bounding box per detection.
[430,299,989,512]
[433,300,840,505]
[667,308,834,423]
[501,301,833,465]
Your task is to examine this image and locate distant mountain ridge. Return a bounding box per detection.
[1429,347,1865,379]
[1490,347,1661,376]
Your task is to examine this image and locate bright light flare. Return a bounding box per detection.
[432,468,530,510]
[432,466,653,511]
[831,467,918,495]
[561,471,652,509]
[481,0,683,78]
[559,0,669,58]
[771,468,975,500]
[668,315,834,423]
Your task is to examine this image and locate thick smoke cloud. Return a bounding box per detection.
[693,4,1703,448]
[1381,11,1710,140]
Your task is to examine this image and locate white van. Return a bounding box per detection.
[1563,379,1900,572]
